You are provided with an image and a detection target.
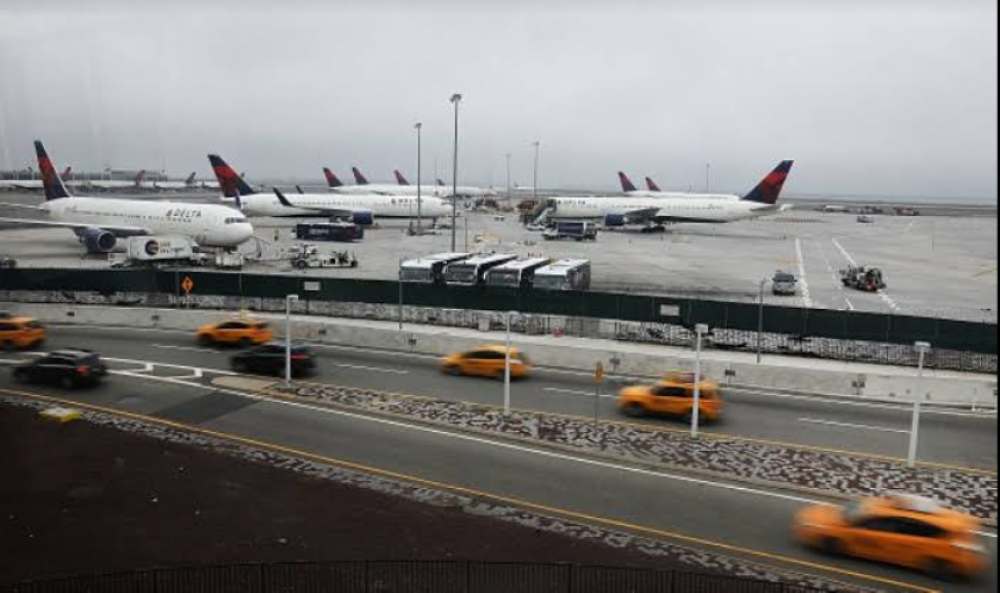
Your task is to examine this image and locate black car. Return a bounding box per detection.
[13,349,108,389]
[231,343,317,377]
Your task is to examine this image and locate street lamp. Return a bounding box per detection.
[691,323,709,438]
[505,153,512,210]
[285,294,300,387]
[908,341,932,468]
[415,122,423,234]
[504,311,516,416]
[532,141,541,208]
[450,93,463,251]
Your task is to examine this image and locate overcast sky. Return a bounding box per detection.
[0,0,996,201]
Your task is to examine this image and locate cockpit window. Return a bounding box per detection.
[225,217,248,225]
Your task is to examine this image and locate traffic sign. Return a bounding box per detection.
[595,362,606,384]
[181,276,195,295]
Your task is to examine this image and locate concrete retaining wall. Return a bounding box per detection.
[7,302,997,410]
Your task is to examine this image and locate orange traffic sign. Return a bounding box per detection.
[181,276,195,294]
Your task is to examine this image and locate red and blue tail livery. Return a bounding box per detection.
[34,140,72,201]
[646,177,662,192]
[208,154,257,199]
[352,167,370,185]
[742,160,795,205]
[323,168,344,188]
[394,170,410,186]
[618,172,638,193]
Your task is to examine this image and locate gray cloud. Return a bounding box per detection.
[0,0,996,201]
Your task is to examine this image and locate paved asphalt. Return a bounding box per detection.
[0,324,996,593]
[27,325,1000,470]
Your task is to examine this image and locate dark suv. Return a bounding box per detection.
[13,349,108,389]
[231,343,317,377]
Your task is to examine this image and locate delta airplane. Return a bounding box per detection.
[544,161,795,226]
[209,156,451,223]
[4,167,73,191]
[323,166,495,198]
[154,172,199,191]
[89,170,148,191]
[618,172,739,202]
[0,142,254,254]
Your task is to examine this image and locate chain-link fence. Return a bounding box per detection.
[0,561,831,593]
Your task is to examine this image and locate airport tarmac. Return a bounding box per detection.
[1,192,996,322]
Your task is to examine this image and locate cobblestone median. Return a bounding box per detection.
[0,394,876,592]
[278,383,998,524]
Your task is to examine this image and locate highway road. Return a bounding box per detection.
[0,323,996,593]
[23,325,1000,471]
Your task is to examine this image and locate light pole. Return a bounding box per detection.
[908,341,932,468]
[505,153,512,209]
[532,141,541,208]
[757,279,768,364]
[450,93,463,251]
[692,323,709,438]
[415,122,423,234]
[398,258,405,331]
[285,294,300,387]
[504,311,515,416]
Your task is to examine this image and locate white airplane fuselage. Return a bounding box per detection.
[334,184,495,198]
[549,196,785,224]
[241,192,452,219]
[45,197,254,247]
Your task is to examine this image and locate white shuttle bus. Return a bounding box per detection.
[486,258,553,289]
[444,253,519,286]
[533,259,592,292]
[400,253,471,284]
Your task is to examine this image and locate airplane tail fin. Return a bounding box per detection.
[274,188,296,208]
[618,172,638,193]
[646,177,662,192]
[295,185,305,195]
[34,141,72,201]
[394,170,410,186]
[135,170,147,187]
[742,160,795,205]
[352,167,369,185]
[63,166,72,180]
[208,154,258,199]
[436,178,446,187]
[323,167,343,188]
[185,172,197,186]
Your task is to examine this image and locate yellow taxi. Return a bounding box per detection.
[440,345,532,380]
[0,317,47,351]
[196,318,274,347]
[794,493,990,580]
[617,374,723,423]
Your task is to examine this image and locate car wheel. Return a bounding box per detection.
[622,402,646,418]
[13,370,29,384]
[444,365,463,377]
[926,559,963,582]
[198,335,214,347]
[232,359,250,374]
[1,341,14,353]
[238,338,253,349]
[821,538,844,557]
[60,376,76,390]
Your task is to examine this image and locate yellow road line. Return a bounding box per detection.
[286,378,997,477]
[0,387,940,593]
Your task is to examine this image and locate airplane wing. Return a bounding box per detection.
[272,189,355,218]
[619,207,663,223]
[0,202,45,211]
[0,217,149,235]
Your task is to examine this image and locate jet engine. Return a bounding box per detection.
[78,228,117,254]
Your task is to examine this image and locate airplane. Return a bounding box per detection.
[618,171,739,202]
[88,170,148,191]
[154,172,199,191]
[0,141,254,254]
[543,161,795,226]
[433,177,498,198]
[325,166,495,198]
[5,167,74,191]
[209,155,451,223]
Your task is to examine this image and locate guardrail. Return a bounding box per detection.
[1,268,996,373]
[0,561,829,593]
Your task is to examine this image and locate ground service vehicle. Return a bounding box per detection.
[0,256,16,269]
[794,494,989,580]
[440,346,532,380]
[400,253,472,284]
[231,343,317,377]
[289,244,358,270]
[197,319,274,347]
[294,222,364,243]
[533,260,592,291]
[617,377,724,423]
[543,220,598,241]
[486,258,552,289]
[13,349,108,388]
[0,317,46,351]
[444,253,518,286]
[772,271,799,296]
[841,265,887,292]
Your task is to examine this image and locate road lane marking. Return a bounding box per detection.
[0,386,946,593]
[152,344,221,355]
[844,297,856,311]
[832,238,858,267]
[545,387,615,399]
[333,363,410,375]
[795,238,814,309]
[798,418,910,435]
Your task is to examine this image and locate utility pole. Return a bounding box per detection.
[450,93,463,251]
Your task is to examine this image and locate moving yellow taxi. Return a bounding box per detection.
[0,317,46,351]
[617,375,723,423]
[196,319,274,347]
[440,345,532,380]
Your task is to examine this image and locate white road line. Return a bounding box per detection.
[795,238,814,309]
[545,387,615,399]
[799,418,910,435]
[733,389,995,419]
[832,238,858,267]
[152,344,220,355]
[844,297,856,312]
[333,363,410,375]
[831,238,901,314]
